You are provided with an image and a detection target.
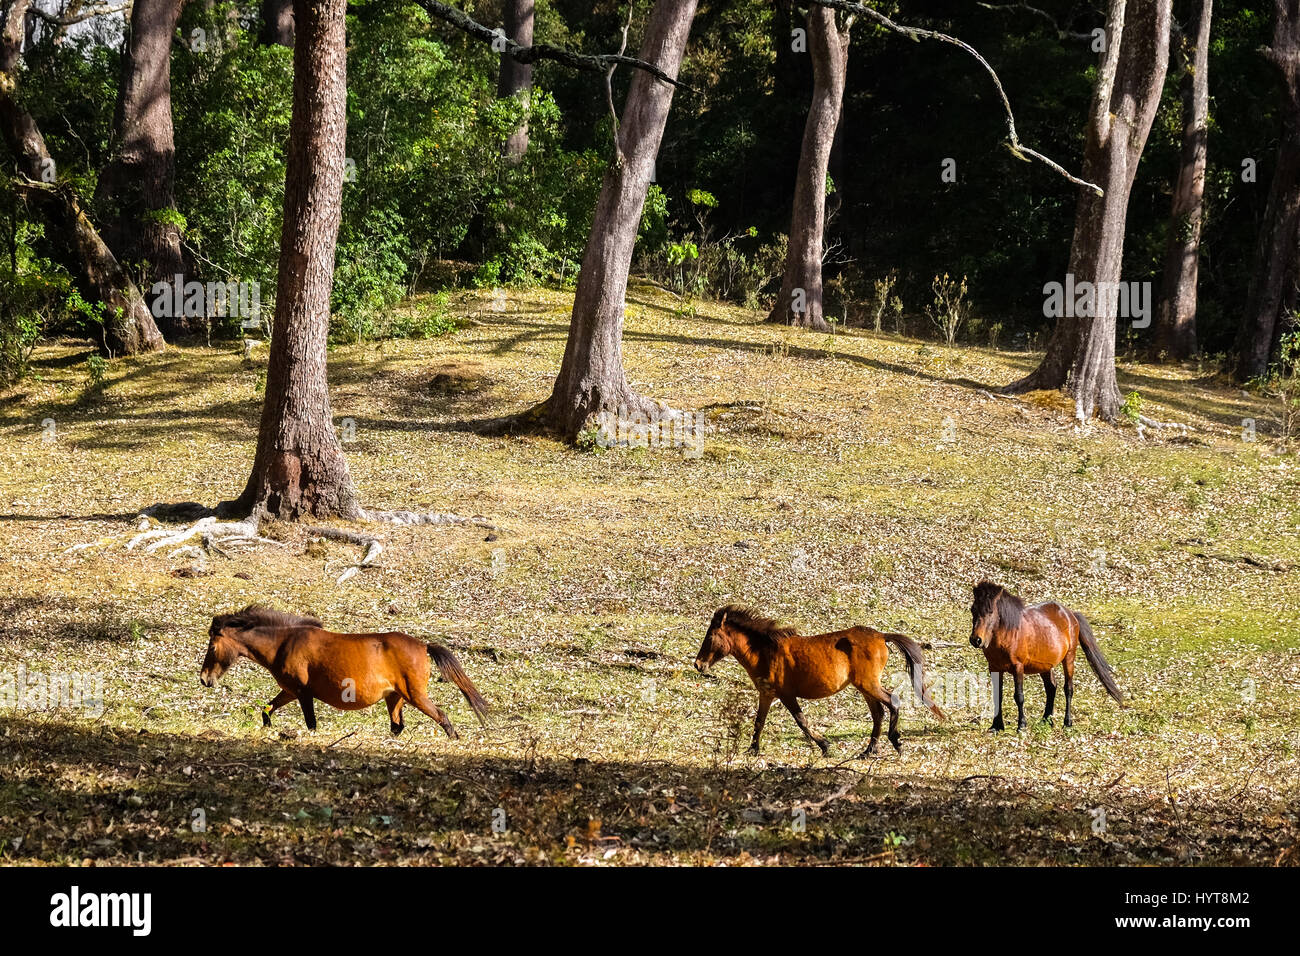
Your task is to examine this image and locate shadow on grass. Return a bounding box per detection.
[0,716,1290,866]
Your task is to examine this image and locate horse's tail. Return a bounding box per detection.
[428,644,490,726]
[1073,612,1124,705]
[883,633,946,720]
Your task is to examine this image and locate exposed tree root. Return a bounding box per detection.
[120,501,497,582]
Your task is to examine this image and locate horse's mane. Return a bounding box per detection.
[711,604,799,647]
[225,604,323,631]
[973,581,1024,631]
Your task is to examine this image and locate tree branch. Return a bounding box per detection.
[414,0,693,92]
[976,2,1095,41]
[808,0,1104,195]
[29,2,131,27]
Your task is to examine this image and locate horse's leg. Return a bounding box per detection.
[409,690,459,740]
[298,692,317,732]
[262,689,297,727]
[1012,669,1027,732]
[781,696,829,756]
[1041,670,1057,724]
[749,693,773,755]
[386,693,406,736]
[1062,652,1076,727]
[859,696,884,758]
[858,682,901,754]
[989,672,1005,732]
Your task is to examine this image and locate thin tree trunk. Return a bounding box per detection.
[497,0,534,163]
[1155,0,1211,360]
[1238,0,1300,381]
[0,0,165,356]
[222,0,359,520]
[539,0,698,440]
[766,5,850,330]
[260,0,295,47]
[97,0,188,336]
[1007,0,1171,421]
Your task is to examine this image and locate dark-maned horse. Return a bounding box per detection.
[200,606,489,737]
[694,605,945,758]
[969,581,1122,732]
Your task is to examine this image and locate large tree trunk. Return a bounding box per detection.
[260,0,295,47]
[222,0,359,520]
[1155,0,1211,360]
[497,0,534,163]
[540,0,698,440]
[1237,0,1300,381]
[0,0,165,356]
[1006,0,1171,421]
[766,5,850,330]
[96,0,188,337]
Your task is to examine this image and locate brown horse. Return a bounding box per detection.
[694,606,945,758]
[200,606,489,737]
[969,581,1122,732]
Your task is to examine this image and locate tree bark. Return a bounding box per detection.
[223,0,359,520]
[0,0,165,356]
[260,0,295,47]
[766,5,850,330]
[497,0,534,163]
[1155,0,1211,360]
[1237,0,1300,381]
[1006,0,1171,421]
[97,0,188,336]
[540,0,698,440]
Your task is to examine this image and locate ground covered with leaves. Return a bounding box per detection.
[1,284,1297,865]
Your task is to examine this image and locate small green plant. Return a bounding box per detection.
[85,354,107,387]
[871,271,899,333]
[1120,390,1143,425]
[926,273,971,346]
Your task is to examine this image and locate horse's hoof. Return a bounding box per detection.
[818,744,831,757]
[390,722,404,736]
[262,714,271,728]
[989,723,1004,733]
[890,737,903,753]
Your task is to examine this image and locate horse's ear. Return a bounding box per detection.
[719,611,728,628]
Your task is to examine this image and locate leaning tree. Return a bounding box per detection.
[497,0,535,163]
[1006,0,1172,421]
[0,0,166,356]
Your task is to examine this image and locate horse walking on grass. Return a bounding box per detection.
[969,581,1122,732]
[693,605,945,758]
[200,606,489,737]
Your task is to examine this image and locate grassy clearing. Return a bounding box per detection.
[1,282,1297,865]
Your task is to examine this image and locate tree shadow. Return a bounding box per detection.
[0,715,1287,865]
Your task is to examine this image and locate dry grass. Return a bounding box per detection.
[0,281,1297,865]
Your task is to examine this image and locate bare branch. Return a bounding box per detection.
[976,2,1094,41]
[605,3,634,167]
[415,0,693,92]
[808,0,1104,195]
[29,2,130,27]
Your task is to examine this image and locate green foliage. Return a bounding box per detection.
[1121,390,1144,425]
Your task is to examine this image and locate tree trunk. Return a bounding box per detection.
[0,0,165,356]
[497,0,534,163]
[1237,0,1300,382]
[1006,0,1171,421]
[766,5,850,330]
[260,0,295,47]
[1155,0,1211,360]
[97,0,188,337]
[540,0,698,440]
[223,0,359,520]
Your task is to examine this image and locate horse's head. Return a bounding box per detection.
[970,581,1004,648]
[200,611,248,686]
[694,608,735,673]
